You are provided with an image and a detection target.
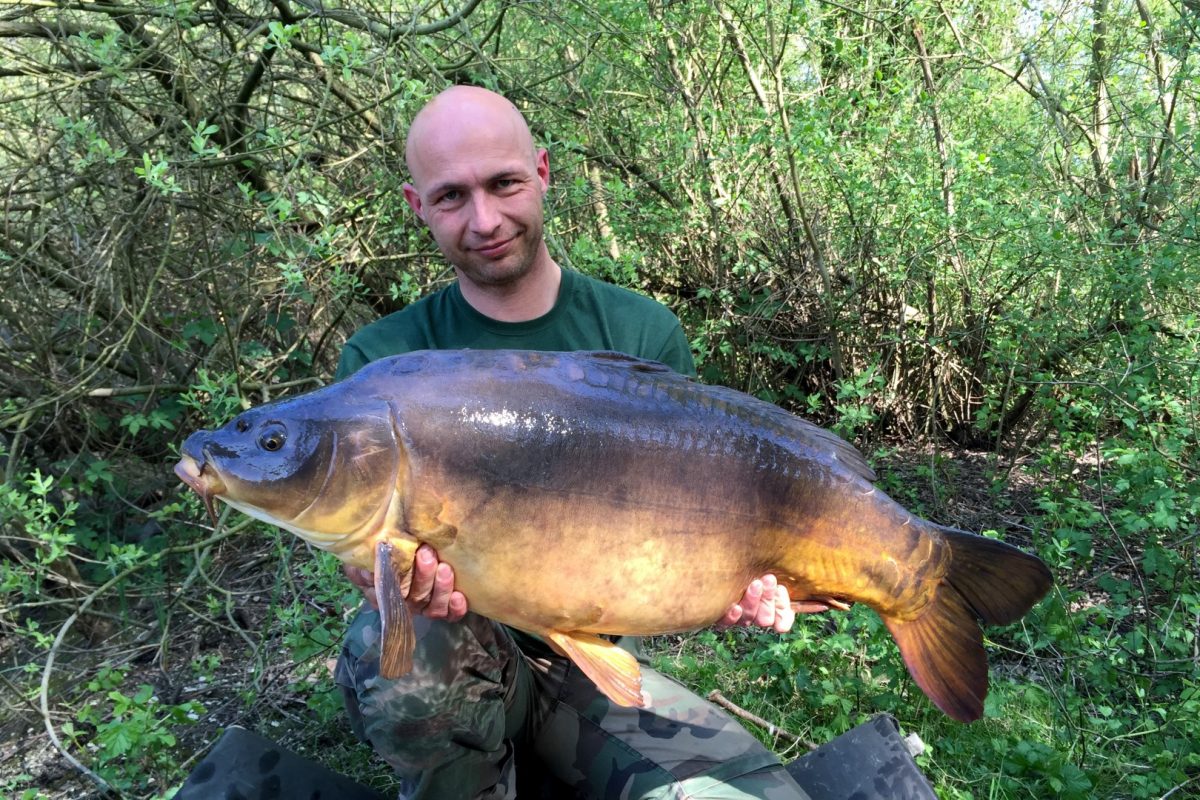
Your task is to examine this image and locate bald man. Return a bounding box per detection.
[333,86,812,800]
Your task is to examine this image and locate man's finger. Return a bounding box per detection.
[343,565,381,610]
[424,563,455,618]
[406,545,438,604]
[714,604,743,630]
[739,579,764,626]
[343,564,371,589]
[446,591,469,623]
[752,575,778,628]
[773,587,795,633]
[754,599,776,628]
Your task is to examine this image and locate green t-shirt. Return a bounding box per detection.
[335,269,695,379]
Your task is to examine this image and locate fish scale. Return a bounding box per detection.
[176,349,1051,722]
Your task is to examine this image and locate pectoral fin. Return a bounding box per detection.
[545,630,645,708]
[374,540,415,680]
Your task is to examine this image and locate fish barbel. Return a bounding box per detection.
[175,349,1051,721]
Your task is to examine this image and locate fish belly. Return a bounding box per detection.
[436,496,764,636]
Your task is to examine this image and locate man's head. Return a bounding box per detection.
[403,86,552,289]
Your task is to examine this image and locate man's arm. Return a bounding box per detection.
[656,325,697,377]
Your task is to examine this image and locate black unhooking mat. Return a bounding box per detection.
[783,713,938,799]
[177,714,936,799]
[174,727,388,800]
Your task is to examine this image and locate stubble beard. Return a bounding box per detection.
[454,219,545,289]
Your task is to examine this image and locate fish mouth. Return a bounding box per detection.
[174,454,226,524]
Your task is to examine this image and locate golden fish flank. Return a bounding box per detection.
[176,349,1052,722]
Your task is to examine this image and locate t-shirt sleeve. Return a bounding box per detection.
[334,340,371,381]
[334,304,432,380]
[655,323,697,377]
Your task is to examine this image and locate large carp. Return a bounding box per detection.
[175,349,1050,722]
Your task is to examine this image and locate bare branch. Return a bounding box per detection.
[288,0,485,42]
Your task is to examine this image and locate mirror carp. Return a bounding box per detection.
[175,349,1051,722]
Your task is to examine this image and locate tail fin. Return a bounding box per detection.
[884,527,1051,722]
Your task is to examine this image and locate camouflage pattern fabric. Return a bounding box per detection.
[335,606,811,800]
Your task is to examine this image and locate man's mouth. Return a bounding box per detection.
[473,236,515,258]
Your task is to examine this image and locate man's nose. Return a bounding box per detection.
[467,194,502,235]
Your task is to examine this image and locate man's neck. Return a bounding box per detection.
[457,257,563,323]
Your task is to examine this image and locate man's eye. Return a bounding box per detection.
[438,190,461,203]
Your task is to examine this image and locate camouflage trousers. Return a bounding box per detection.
[334,607,811,800]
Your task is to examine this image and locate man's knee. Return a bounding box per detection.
[334,608,521,772]
[361,686,509,773]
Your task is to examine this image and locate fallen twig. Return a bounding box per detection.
[1161,774,1200,800]
[707,690,817,750]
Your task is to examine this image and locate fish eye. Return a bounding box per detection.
[258,425,286,452]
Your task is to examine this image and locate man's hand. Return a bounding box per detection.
[342,544,469,622]
[715,575,835,634]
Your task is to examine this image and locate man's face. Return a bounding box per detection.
[403,121,550,288]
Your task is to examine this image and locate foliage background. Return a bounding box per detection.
[1,0,1197,796]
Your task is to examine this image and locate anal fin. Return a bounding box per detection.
[545,630,645,708]
[375,540,415,680]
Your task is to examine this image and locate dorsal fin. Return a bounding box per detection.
[581,351,677,374]
[786,417,879,483]
[698,383,879,483]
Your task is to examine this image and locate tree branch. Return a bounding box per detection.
[288,0,485,42]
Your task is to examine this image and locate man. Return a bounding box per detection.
[333,85,813,800]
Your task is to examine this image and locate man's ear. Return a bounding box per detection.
[402,183,425,222]
[535,148,550,193]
